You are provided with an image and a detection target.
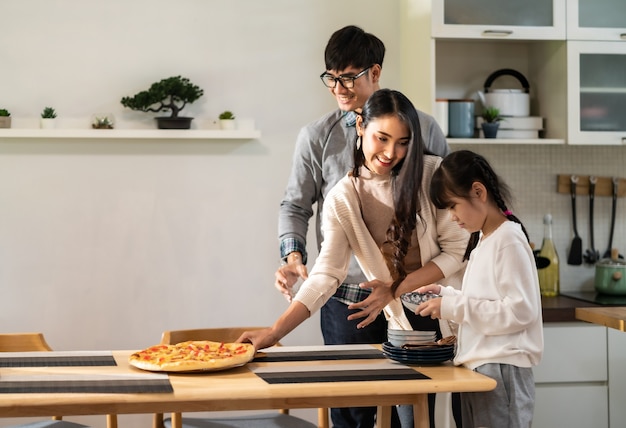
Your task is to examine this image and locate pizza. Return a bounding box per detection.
[129,340,256,372]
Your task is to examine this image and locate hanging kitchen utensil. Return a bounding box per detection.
[603,177,624,260]
[584,176,600,264]
[567,175,583,265]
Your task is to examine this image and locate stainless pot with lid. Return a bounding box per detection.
[595,248,626,295]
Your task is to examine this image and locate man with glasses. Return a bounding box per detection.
[275,25,451,428]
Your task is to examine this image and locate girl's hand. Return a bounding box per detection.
[415,283,442,295]
[346,279,394,329]
[274,261,308,302]
[416,297,443,319]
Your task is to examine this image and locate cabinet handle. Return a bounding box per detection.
[620,34,626,40]
[481,30,513,37]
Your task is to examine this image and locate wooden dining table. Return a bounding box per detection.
[0,345,496,428]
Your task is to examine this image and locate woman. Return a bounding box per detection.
[240,89,468,426]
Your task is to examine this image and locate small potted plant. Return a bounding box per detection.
[0,109,11,128]
[91,114,115,129]
[120,75,204,129]
[480,106,502,139]
[218,110,236,130]
[40,107,58,129]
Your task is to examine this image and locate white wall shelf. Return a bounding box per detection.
[0,129,261,140]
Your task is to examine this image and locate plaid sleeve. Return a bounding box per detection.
[280,238,308,265]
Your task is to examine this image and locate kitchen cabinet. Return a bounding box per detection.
[567,0,626,41]
[608,328,626,427]
[432,0,566,40]
[431,0,568,145]
[533,323,608,428]
[432,38,567,145]
[429,0,626,146]
[566,41,626,145]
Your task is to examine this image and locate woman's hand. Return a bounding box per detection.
[346,279,394,329]
[236,328,280,351]
[274,259,308,302]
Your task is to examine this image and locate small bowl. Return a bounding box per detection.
[387,329,436,347]
[400,292,441,312]
[387,331,436,339]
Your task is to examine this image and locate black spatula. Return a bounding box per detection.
[567,175,583,265]
[603,177,624,260]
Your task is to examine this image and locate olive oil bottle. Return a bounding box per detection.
[538,213,560,296]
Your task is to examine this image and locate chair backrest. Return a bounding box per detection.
[0,332,53,352]
[160,327,269,345]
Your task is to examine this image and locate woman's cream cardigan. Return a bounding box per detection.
[294,156,468,335]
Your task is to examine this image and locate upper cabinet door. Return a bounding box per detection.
[432,0,566,40]
[567,0,626,41]
[567,41,626,145]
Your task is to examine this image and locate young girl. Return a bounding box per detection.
[415,149,543,428]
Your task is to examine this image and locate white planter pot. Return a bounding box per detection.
[219,119,236,130]
[40,118,57,129]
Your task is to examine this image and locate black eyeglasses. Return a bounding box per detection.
[319,66,372,89]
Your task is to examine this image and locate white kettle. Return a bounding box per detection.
[477,69,530,117]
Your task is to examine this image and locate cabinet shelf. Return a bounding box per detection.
[580,87,626,94]
[0,129,261,140]
[448,138,564,145]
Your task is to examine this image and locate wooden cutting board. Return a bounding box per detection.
[576,307,626,332]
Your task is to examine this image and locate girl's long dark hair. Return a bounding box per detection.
[429,150,529,261]
[352,89,425,293]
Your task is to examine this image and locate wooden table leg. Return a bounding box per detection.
[171,412,183,428]
[413,394,429,428]
[376,405,393,428]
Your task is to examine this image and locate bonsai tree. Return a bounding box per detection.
[0,109,10,117]
[218,110,235,120]
[41,107,57,119]
[481,106,502,123]
[121,75,204,120]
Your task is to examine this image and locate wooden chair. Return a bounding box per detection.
[0,333,118,428]
[153,327,330,428]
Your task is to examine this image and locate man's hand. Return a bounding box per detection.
[274,253,308,302]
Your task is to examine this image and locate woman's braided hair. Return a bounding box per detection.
[429,150,529,261]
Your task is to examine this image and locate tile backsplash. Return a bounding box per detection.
[451,143,626,293]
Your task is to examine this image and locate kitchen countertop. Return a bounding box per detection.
[541,295,603,323]
[575,307,626,332]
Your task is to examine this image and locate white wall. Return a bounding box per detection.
[0,0,403,348]
[0,1,404,425]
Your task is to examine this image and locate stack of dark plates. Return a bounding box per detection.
[382,341,455,365]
